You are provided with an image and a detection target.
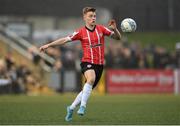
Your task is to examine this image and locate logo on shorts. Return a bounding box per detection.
[87,64,92,68]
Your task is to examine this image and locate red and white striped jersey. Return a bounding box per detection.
[67,24,114,65]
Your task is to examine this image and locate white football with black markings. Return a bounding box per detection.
[121,18,137,32]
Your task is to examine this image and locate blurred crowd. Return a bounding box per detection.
[105,39,178,69]
[1,38,179,94]
[0,53,49,94]
[30,38,179,70]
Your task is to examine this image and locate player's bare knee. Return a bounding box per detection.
[86,77,95,85]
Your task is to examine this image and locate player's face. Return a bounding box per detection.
[84,11,96,26]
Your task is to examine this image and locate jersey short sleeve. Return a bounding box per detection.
[100,25,114,36]
[67,29,81,42]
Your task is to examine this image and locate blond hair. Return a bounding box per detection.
[83,7,96,15]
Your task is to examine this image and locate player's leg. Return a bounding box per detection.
[67,73,88,110]
[81,69,95,107]
[65,106,74,121]
[67,73,87,111]
[69,91,83,110]
[65,91,83,121]
[77,69,95,115]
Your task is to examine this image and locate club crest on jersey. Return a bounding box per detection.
[87,64,92,68]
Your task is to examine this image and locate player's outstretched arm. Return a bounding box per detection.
[39,37,69,52]
[108,19,121,40]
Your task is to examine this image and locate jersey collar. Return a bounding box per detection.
[85,25,96,32]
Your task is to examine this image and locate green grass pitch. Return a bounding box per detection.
[0,94,180,125]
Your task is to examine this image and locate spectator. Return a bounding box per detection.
[0,59,11,94]
[153,47,170,69]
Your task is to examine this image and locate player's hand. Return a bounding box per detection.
[39,44,49,52]
[108,19,117,30]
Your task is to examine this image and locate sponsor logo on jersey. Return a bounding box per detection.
[90,43,102,48]
[82,37,88,40]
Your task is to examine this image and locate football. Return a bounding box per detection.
[121,18,137,32]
